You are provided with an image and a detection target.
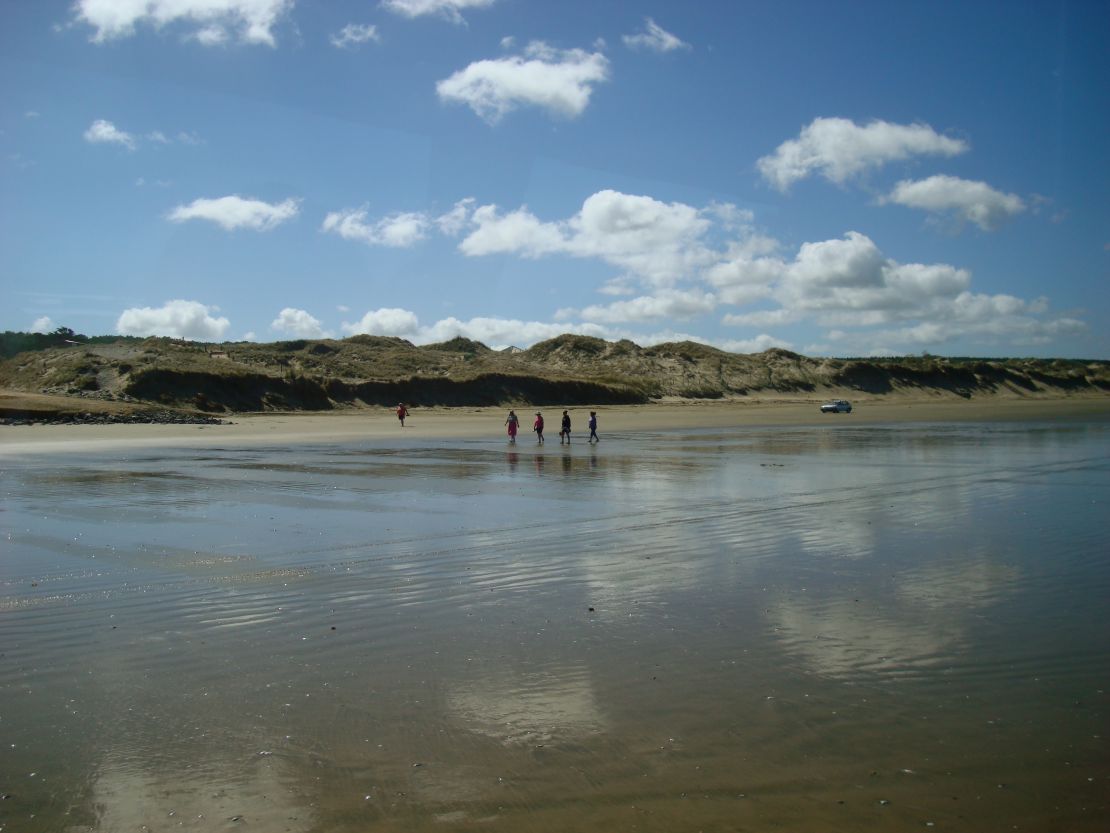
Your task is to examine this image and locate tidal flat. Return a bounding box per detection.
[2,419,1108,832]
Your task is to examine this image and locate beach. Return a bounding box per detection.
[2,398,1108,831]
[2,396,1107,454]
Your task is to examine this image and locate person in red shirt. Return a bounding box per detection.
[396,402,408,427]
[533,411,545,443]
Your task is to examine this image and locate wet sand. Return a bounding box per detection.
[2,396,1107,454]
[2,408,1108,831]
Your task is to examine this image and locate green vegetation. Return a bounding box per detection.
[0,327,143,359]
[0,329,1106,413]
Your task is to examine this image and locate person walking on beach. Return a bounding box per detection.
[588,410,599,443]
[560,410,571,444]
[396,402,408,427]
[505,409,520,443]
[533,411,545,443]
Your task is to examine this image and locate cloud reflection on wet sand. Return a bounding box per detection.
[1,422,1107,831]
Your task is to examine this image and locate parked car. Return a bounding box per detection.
[820,399,852,413]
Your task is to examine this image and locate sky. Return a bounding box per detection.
[1,0,1107,358]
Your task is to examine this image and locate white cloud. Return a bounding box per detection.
[84,119,136,150]
[458,189,715,286]
[72,0,294,46]
[146,130,170,143]
[723,308,800,328]
[168,195,300,231]
[116,300,230,340]
[192,24,228,45]
[341,308,420,337]
[886,174,1026,230]
[457,203,566,258]
[25,110,40,119]
[866,300,1085,350]
[719,334,793,353]
[177,130,203,145]
[757,117,968,191]
[31,316,56,333]
[568,289,718,324]
[320,188,1083,356]
[330,23,379,49]
[416,315,609,349]
[270,308,331,339]
[769,232,973,323]
[321,208,430,247]
[381,0,496,24]
[710,229,1083,353]
[340,308,613,350]
[436,41,610,122]
[435,198,476,236]
[622,18,690,52]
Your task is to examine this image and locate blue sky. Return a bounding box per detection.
[1,0,1107,358]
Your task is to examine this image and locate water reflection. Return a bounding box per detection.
[1,420,1107,831]
[447,664,605,746]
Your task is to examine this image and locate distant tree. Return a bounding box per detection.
[0,326,90,358]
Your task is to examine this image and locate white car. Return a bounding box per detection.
[820,399,852,413]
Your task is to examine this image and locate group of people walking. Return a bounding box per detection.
[397,401,599,445]
[506,409,599,444]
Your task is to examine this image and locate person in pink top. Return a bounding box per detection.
[533,411,545,443]
[504,409,519,443]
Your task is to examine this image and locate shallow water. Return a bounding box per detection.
[2,421,1108,831]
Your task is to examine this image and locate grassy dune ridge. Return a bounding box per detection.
[1,333,1107,418]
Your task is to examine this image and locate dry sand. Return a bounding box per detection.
[2,396,1107,455]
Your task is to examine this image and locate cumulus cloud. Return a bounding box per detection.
[758,117,968,191]
[341,308,420,337]
[435,198,476,236]
[381,0,496,24]
[719,334,793,353]
[436,41,610,122]
[712,229,1083,353]
[338,308,612,350]
[458,189,715,285]
[31,316,56,333]
[865,299,1085,349]
[416,315,608,349]
[321,208,430,247]
[564,289,718,324]
[320,187,1082,356]
[330,23,379,49]
[116,300,230,340]
[72,0,294,46]
[622,18,690,52]
[722,309,800,328]
[168,195,300,231]
[84,119,136,150]
[886,174,1026,230]
[270,308,331,338]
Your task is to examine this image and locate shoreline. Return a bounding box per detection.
[2,396,1107,455]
